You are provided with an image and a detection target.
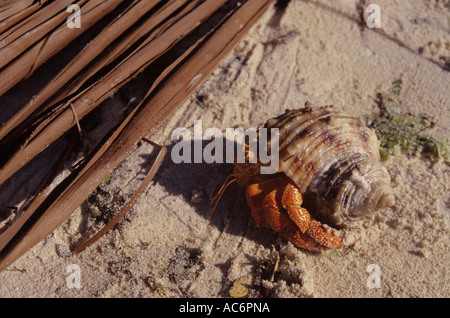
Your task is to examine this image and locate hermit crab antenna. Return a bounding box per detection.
[208,177,236,236]
[207,142,256,236]
[209,143,254,205]
[210,173,235,205]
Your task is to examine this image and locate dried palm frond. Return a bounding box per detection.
[0,0,229,184]
[0,0,160,141]
[0,0,274,271]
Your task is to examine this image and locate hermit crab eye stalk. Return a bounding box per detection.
[241,143,255,162]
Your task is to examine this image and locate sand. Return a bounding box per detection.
[1,0,449,298]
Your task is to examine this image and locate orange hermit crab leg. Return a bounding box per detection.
[281,183,310,233]
[305,219,341,249]
[210,142,256,207]
[248,182,321,249]
[207,146,259,234]
[246,178,291,227]
[282,226,322,250]
[246,177,343,249]
[280,184,342,249]
[245,183,269,226]
[261,189,294,232]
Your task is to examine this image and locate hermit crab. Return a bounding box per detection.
[213,102,395,250]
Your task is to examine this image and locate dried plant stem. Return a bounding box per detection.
[0,0,125,96]
[46,0,197,109]
[0,0,208,265]
[0,102,141,266]
[0,0,33,20]
[73,144,167,254]
[0,0,49,34]
[0,133,77,252]
[0,0,85,69]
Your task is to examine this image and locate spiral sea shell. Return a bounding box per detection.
[262,102,395,228]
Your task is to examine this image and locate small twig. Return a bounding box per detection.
[142,137,161,149]
[264,250,280,297]
[4,267,27,273]
[69,103,82,138]
[73,143,167,254]
[268,251,280,283]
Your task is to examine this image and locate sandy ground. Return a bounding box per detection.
[1,0,449,298]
